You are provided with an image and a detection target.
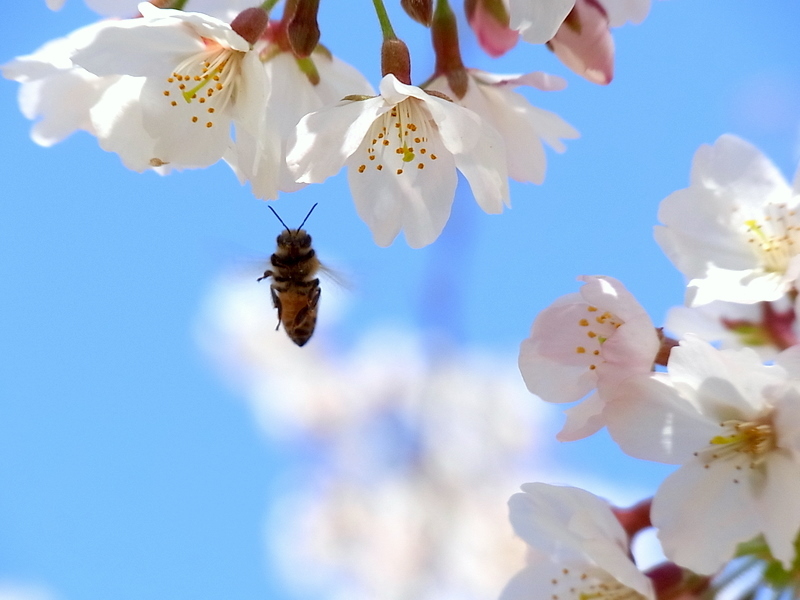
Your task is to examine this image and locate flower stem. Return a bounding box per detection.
[372,0,398,40]
[260,0,281,11]
[168,0,188,9]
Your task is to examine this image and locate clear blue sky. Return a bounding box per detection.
[1,1,799,599]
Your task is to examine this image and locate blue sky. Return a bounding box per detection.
[1,1,800,599]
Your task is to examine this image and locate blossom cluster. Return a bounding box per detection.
[516,135,800,599]
[2,0,652,247]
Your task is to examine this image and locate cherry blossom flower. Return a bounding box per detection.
[287,73,509,248]
[518,275,660,440]
[227,46,374,196]
[503,483,655,600]
[666,297,799,360]
[608,336,800,575]
[1,20,120,148]
[68,2,279,189]
[656,135,800,307]
[425,70,578,185]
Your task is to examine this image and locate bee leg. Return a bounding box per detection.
[271,288,282,331]
[310,284,321,308]
[257,269,273,282]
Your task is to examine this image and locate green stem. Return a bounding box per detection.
[168,0,189,10]
[260,0,281,11]
[372,0,397,40]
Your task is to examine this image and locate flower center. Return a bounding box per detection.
[355,98,438,176]
[161,41,242,129]
[549,566,647,600]
[696,417,776,475]
[741,202,800,273]
[574,305,623,372]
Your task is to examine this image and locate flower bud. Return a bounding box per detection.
[230,7,269,46]
[381,38,411,84]
[465,0,518,57]
[287,0,321,58]
[547,0,614,85]
[401,0,433,26]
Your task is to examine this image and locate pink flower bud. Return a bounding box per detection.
[466,0,519,58]
[548,0,614,85]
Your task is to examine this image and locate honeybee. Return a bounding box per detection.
[258,204,321,347]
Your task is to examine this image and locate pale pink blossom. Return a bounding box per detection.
[519,275,659,440]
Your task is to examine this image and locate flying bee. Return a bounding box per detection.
[258,204,321,347]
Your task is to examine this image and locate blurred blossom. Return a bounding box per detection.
[0,583,58,600]
[197,272,558,599]
[665,297,799,360]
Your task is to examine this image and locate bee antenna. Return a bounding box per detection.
[268,205,291,233]
[298,203,319,230]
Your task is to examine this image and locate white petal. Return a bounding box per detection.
[452,117,509,213]
[652,459,761,575]
[558,392,606,441]
[288,97,387,183]
[510,483,627,559]
[599,0,650,27]
[72,16,205,78]
[90,76,164,171]
[606,373,719,464]
[347,131,458,248]
[509,0,576,44]
[757,453,800,568]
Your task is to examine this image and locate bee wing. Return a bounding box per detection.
[318,263,353,291]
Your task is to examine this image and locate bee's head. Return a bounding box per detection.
[269,204,318,247]
[276,229,312,249]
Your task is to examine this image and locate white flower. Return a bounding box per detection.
[608,336,800,574]
[70,2,279,187]
[655,135,800,306]
[1,21,120,147]
[518,275,660,440]
[425,70,578,185]
[287,73,509,248]
[227,47,374,196]
[503,483,654,600]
